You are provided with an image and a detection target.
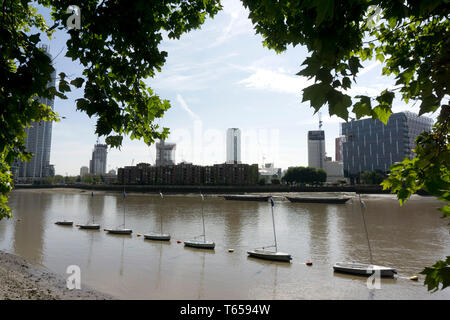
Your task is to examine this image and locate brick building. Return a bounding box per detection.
[118,162,259,186]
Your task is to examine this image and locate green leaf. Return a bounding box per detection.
[353,95,371,119]
[70,77,85,88]
[302,83,331,112]
[372,106,391,124]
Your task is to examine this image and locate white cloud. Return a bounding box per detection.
[238,67,314,95]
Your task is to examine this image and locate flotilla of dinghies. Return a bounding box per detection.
[286,196,351,204]
[53,192,406,282]
[333,262,397,278]
[55,220,73,226]
[144,192,171,241]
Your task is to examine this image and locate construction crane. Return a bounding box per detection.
[318,112,323,130]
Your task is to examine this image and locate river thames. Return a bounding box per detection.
[1,188,449,299]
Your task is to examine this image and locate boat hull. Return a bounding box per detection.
[78,224,100,230]
[224,195,270,202]
[247,250,292,262]
[286,196,350,204]
[333,262,397,278]
[184,240,215,249]
[105,228,132,235]
[144,233,171,241]
[55,221,73,226]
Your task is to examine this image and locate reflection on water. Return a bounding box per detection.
[0,189,449,300]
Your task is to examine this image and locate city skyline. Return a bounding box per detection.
[34,0,438,176]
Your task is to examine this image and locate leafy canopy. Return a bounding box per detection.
[0,0,222,218]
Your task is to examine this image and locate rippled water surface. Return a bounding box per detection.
[1,189,449,299]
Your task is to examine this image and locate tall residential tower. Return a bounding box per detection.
[226,128,241,164]
[13,44,55,182]
[89,143,108,175]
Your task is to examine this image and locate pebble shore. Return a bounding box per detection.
[0,250,114,300]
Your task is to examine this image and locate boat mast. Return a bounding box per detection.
[160,192,163,234]
[270,197,278,252]
[123,189,126,228]
[201,193,205,242]
[91,191,95,224]
[358,193,373,265]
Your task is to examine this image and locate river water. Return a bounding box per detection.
[1,188,449,300]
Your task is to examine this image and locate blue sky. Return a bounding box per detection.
[39,0,432,176]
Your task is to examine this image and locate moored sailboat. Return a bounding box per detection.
[78,192,100,230]
[333,195,396,277]
[184,193,215,249]
[144,192,171,241]
[247,197,292,262]
[105,190,132,235]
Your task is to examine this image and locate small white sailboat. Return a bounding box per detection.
[247,197,292,262]
[333,194,396,277]
[78,192,100,230]
[105,190,132,235]
[144,192,171,241]
[184,193,215,249]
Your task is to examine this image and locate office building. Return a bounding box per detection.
[89,143,108,175]
[308,130,325,169]
[13,44,55,182]
[155,139,176,166]
[226,128,241,164]
[341,111,433,175]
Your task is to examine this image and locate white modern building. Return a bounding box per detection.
[226,128,241,164]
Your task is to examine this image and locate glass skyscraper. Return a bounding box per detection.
[341,111,433,176]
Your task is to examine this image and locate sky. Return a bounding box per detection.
[37,0,435,176]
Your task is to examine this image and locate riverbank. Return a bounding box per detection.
[13,183,405,194]
[0,250,114,300]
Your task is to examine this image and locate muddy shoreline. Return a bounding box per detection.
[0,250,115,300]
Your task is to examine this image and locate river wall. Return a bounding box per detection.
[13,183,430,195]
